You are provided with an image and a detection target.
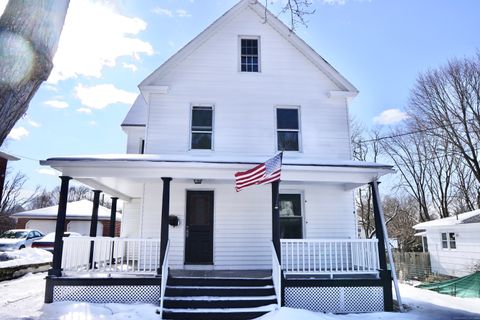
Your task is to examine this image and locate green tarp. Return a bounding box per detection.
[417,271,480,298]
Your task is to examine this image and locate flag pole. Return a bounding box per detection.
[272,151,283,262]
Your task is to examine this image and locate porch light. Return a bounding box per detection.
[193,179,202,184]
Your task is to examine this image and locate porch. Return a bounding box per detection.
[40,154,395,316]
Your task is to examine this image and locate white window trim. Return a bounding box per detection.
[441,232,456,250]
[279,190,306,239]
[238,35,261,73]
[275,106,302,153]
[189,104,215,151]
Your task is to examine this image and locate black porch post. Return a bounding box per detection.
[272,180,281,263]
[88,190,102,269]
[48,176,71,277]
[109,197,118,237]
[370,180,394,311]
[158,177,172,275]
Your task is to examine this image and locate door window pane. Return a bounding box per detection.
[279,194,302,239]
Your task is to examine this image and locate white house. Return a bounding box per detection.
[414,210,480,277]
[40,1,395,318]
[12,200,121,236]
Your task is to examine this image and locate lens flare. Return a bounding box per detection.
[0,30,35,86]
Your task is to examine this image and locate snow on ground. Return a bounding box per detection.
[0,248,52,268]
[0,273,479,320]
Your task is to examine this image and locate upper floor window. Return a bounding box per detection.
[240,37,260,72]
[277,108,300,151]
[191,106,213,150]
[441,232,456,249]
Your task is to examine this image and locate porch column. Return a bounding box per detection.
[158,177,172,275]
[109,197,118,237]
[49,176,71,276]
[370,181,394,311]
[272,181,281,263]
[88,190,102,269]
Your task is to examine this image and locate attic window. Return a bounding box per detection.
[240,37,260,72]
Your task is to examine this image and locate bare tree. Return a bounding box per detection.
[262,0,315,30]
[0,171,39,233]
[452,157,480,212]
[0,0,69,146]
[50,185,91,204]
[379,128,432,222]
[408,53,480,186]
[28,187,56,210]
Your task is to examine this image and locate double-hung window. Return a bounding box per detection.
[240,37,260,72]
[277,108,300,151]
[279,194,303,239]
[441,232,456,249]
[191,106,213,150]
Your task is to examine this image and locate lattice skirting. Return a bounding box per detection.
[285,286,384,313]
[53,285,160,304]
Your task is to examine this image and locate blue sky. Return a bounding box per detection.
[1,0,479,194]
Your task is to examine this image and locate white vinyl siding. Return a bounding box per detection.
[145,8,349,159]
[425,224,480,277]
[140,181,355,270]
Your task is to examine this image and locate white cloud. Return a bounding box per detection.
[89,120,97,126]
[152,7,173,17]
[322,0,347,4]
[27,118,41,128]
[122,62,138,72]
[37,168,60,176]
[42,84,59,92]
[373,108,409,125]
[48,0,154,83]
[176,9,191,18]
[75,83,137,109]
[7,127,29,141]
[44,99,69,109]
[77,107,92,114]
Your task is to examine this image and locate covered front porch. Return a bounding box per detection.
[40,154,395,314]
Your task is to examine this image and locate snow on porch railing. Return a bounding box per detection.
[271,242,282,308]
[281,239,379,277]
[159,240,170,320]
[62,237,161,274]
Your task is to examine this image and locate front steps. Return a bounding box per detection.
[162,276,278,320]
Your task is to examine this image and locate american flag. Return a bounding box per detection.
[234,153,283,192]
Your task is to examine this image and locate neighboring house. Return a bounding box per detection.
[39,1,396,317]
[12,200,121,236]
[414,210,480,277]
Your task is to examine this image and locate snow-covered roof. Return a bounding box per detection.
[12,199,121,221]
[121,95,147,127]
[413,209,480,230]
[41,153,393,170]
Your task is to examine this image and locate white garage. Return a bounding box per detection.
[12,199,121,236]
[26,220,56,234]
[67,221,103,236]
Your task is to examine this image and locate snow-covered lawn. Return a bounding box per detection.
[0,248,52,268]
[1,272,479,320]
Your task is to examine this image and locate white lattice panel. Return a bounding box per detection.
[285,286,383,313]
[53,285,160,304]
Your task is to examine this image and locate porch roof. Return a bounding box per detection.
[40,154,394,201]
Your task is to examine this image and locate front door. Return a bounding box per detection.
[185,191,214,264]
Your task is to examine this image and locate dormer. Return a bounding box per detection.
[121,95,147,154]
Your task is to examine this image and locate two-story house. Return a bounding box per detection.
[41,1,395,319]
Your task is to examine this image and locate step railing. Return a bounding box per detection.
[159,240,170,320]
[281,239,380,278]
[62,236,161,275]
[271,242,282,308]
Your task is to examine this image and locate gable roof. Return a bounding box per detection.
[413,209,480,230]
[139,0,358,95]
[11,199,121,221]
[121,95,148,127]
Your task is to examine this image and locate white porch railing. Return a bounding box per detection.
[271,242,282,308]
[281,239,380,278]
[159,240,170,319]
[62,237,161,275]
